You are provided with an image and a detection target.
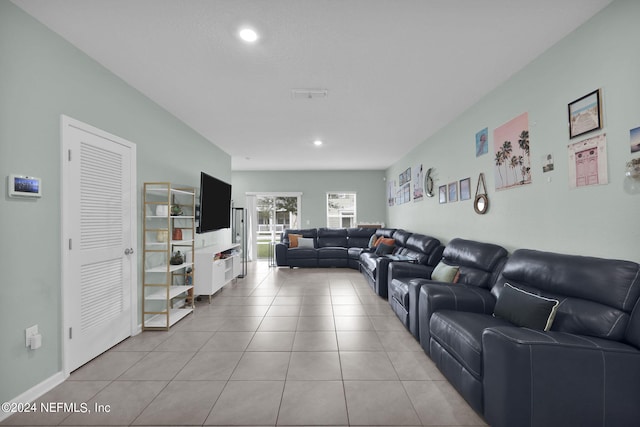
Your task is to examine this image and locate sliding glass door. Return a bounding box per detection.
[246,193,301,260]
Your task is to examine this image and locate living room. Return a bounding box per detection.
[1,0,639,426]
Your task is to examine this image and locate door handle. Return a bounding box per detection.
[124,248,134,255]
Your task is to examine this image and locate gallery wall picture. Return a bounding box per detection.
[493,112,532,191]
[568,89,602,139]
[630,127,640,154]
[413,164,424,202]
[397,183,411,204]
[439,185,447,204]
[476,128,489,157]
[459,178,471,200]
[448,182,458,202]
[568,134,608,188]
[387,180,396,206]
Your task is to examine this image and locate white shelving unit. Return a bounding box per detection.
[193,243,242,302]
[142,182,196,330]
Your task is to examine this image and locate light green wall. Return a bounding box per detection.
[386,0,639,263]
[0,2,230,403]
[232,170,387,228]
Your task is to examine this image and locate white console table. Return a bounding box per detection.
[193,243,242,302]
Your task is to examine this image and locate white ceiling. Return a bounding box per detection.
[13,0,612,171]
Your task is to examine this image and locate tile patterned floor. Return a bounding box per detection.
[2,262,487,426]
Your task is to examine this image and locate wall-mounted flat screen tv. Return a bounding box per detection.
[197,172,231,233]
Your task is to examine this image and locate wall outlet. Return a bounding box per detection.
[25,325,38,347]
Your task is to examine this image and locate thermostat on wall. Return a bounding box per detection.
[8,174,42,198]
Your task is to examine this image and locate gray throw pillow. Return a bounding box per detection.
[297,237,315,248]
[431,261,460,283]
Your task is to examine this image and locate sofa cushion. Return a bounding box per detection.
[317,227,348,248]
[443,238,508,288]
[432,261,460,283]
[348,247,364,260]
[318,247,348,259]
[430,311,512,379]
[287,247,317,259]
[375,228,397,238]
[346,227,377,248]
[493,249,640,341]
[493,283,559,331]
[392,229,412,246]
[396,233,442,266]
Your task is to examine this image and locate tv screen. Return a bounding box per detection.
[198,172,231,233]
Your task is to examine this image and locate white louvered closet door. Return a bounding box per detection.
[62,117,136,373]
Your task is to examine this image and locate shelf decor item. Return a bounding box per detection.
[568,89,602,139]
[170,251,185,265]
[172,228,183,240]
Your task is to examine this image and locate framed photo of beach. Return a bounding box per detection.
[568,89,602,139]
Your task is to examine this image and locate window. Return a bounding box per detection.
[327,192,356,228]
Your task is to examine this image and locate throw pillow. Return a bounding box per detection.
[431,261,460,283]
[288,233,302,248]
[297,237,315,248]
[373,236,385,247]
[493,283,560,331]
[368,234,379,248]
[378,237,395,247]
[375,242,394,255]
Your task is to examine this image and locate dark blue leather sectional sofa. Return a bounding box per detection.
[275,227,378,269]
[276,227,640,426]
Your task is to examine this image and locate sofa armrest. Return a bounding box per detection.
[388,262,433,282]
[374,257,392,298]
[275,242,289,266]
[482,327,640,427]
[418,283,494,354]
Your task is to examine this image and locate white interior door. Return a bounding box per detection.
[61,116,137,374]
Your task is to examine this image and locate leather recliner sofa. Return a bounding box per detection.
[387,238,508,340]
[425,249,640,426]
[275,227,378,268]
[359,229,443,298]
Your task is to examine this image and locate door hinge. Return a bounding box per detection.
[68,239,72,250]
[68,149,72,161]
[69,327,72,339]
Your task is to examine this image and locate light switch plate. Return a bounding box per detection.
[26,325,38,347]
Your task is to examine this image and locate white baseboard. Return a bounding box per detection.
[0,371,66,423]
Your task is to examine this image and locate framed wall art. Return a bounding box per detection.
[494,112,531,191]
[448,182,458,202]
[568,89,602,139]
[459,178,471,200]
[439,185,447,204]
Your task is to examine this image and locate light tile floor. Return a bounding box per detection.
[2,262,487,426]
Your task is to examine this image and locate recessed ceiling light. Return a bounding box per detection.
[313,140,323,147]
[239,28,259,43]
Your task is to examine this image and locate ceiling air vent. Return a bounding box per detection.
[291,88,328,99]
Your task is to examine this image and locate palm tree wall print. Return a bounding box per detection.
[493,112,532,191]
